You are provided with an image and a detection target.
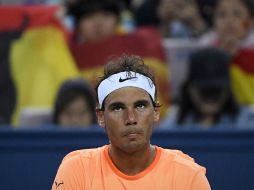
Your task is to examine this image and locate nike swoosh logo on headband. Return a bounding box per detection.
[119,76,137,82]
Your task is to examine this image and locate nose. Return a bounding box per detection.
[94,15,104,26]
[125,108,137,126]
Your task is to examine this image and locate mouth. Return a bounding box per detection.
[122,129,143,139]
[126,133,139,139]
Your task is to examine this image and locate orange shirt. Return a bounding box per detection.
[52,145,211,190]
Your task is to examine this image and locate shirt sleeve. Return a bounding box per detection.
[51,154,85,190]
[191,170,211,190]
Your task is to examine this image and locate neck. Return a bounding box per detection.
[108,144,156,176]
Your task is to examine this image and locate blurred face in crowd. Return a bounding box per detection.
[59,96,93,127]
[157,0,199,21]
[188,84,228,116]
[78,11,118,43]
[214,0,253,43]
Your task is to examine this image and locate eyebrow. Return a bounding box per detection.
[134,100,151,106]
[107,102,125,110]
[107,99,151,109]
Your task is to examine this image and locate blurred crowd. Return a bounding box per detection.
[0,0,254,129]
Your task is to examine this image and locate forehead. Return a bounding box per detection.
[217,0,247,10]
[104,87,152,106]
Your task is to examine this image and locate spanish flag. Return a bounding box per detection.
[231,48,254,105]
[0,6,79,125]
[0,6,171,125]
[69,26,171,118]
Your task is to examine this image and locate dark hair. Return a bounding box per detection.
[67,0,121,27]
[53,78,97,124]
[177,82,239,124]
[188,48,232,87]
[176,48,239,124]
[95,54,159,109]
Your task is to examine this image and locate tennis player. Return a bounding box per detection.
[52,55,211,190]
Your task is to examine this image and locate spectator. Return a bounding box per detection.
[160,48,240,128]
[157,0,208,38]
[53,78,97,127]
[199,0,254,106]
[133,0,208,38]
[200,0,254,54]
[67,0,122,43]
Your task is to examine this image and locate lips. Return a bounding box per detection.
[126,133,139,139]
[122,129,143,137]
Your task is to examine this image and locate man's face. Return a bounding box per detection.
[97,87,160,153]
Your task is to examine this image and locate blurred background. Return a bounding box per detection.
[0,0,254,189]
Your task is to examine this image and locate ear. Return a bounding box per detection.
[153,106,160,122]
[96,109,105,128]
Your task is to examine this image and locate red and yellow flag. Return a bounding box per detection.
[0,6,79,125]
[69,26,171,118]
[231,48,254,105]
[0,6,171,125]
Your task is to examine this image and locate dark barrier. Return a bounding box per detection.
[0,127,254,190]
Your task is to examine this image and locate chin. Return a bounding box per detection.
[122,141,146,153]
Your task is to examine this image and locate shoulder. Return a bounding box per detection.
[62,146,105,165]
[159,147,205,173]
[157,147,211,189]
[52,146,107,190]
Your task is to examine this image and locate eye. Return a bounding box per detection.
[135,103,146,109]
[112,105,124,112]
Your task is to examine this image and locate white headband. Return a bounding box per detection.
[97,71,155,108]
